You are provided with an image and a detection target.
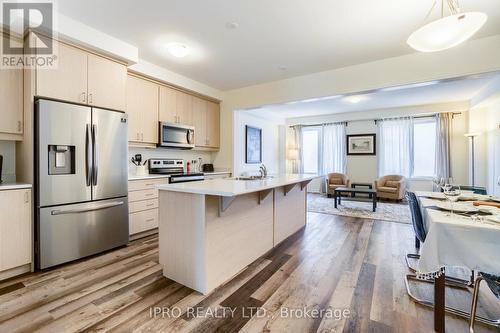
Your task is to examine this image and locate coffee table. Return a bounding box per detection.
[351,182,373,198]
[334,187,377,212]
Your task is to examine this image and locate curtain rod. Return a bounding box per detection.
[289,112,462,127]
[373,112,461,123]
[290,121,348,128]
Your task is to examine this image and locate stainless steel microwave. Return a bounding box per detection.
[159,122,195,149]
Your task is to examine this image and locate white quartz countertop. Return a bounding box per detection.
[129,170,231,181]
[0,182,32,191]
[157,174,319,197]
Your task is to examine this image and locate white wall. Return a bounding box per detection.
[345,121,378,183]
[232,112,283,176]
[128,147,214,175]
[469,92,500,195]
[0,141,16,183]
[284,104,469,189]
[215,35,500,171]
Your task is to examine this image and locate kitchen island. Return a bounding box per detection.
[157,174,318,294]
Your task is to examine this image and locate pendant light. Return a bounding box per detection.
[407,0,487,52]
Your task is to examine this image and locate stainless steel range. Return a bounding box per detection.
[35,99,129,269]
[148,158,204,183]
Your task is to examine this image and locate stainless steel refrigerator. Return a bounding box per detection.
[35,99,129,269]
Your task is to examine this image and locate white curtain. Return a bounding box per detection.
[290,125,303,173]
[377,117,414,178]
[320,123,347,193]
[435,113,452,180]
[321,123,347,174]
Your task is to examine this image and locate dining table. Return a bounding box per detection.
[414,191,500,333]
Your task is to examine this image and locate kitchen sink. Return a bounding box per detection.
[231,176,274,181]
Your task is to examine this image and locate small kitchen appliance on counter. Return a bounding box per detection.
[148,158,204,183]
[202,163,214,172]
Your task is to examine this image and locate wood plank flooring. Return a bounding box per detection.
[0,212,499,332]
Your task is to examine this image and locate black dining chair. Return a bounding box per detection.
[469,272,500,332]
[404,191,472,307]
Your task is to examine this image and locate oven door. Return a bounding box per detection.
[159,122,195,149]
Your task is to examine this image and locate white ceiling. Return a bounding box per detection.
[58,0,500,90]
[243,73,500,120]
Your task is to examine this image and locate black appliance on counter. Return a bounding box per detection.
[202,163,214,172]
[148,158,204,183]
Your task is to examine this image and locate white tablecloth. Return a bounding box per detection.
[415,191,500,276]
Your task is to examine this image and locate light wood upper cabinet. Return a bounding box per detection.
[159,86,193,126]
[36,40,126,111]
[159,85,177,124]
[192,97,220,148]
[206,101,220,148]
[87,54,127,111]
[0,189,31,272]
[176,91,193,126]
[0,67,23,136]
[192,97,207,146]
[126,75,159,144]
[36,41,88,104]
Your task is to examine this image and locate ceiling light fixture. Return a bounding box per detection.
[344,95,367,104]
[166,43,189,58]
[407,0,487,52]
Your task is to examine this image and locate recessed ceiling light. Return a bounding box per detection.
[166,43,189,58]
[226,22,239,29]
[344,95,367,104]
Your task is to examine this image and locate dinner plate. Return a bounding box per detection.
[477,205,500,214]
[435,202,479,213]
[486,215,500,224]
[424,192,446,200]
[489,196,500,203]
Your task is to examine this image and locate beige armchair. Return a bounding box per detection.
[325,173,350,198]
[374,175,406,201]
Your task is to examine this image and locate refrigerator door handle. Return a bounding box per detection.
[50,200,125,215]
[85,124,92,186]
[92,124,99,186]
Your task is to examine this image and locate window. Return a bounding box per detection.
[302,127,321,174]
[412,119,437,178]
[377,116,437,178]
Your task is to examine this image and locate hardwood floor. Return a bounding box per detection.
[0,212,499,333]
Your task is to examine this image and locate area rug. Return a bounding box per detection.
[307,193,411,224]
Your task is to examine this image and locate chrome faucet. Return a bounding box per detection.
[259,164,267,178]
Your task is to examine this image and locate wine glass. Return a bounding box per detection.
[433,177,445,192]
[443,184,461,216]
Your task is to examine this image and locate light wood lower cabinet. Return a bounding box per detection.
[0,188,32,279]
[128,178,167,237]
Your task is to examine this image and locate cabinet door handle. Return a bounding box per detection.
[141,133,144,141]
[145,218,155,222]
[145,193,154,197]
[17,121,22,132]
[88,93,93,104]
[81,92,86,103]
[24,191,29,203]
[146,203,154,207]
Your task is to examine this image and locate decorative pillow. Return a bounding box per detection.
[330,177,343,185]
[386,180,400,188]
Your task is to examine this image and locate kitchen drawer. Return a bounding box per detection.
[129,199,158,213]
[129,209,158,235]
[128,189,158,202]
[128,178,168,192]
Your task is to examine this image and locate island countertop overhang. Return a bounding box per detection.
[156,174,320,197]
